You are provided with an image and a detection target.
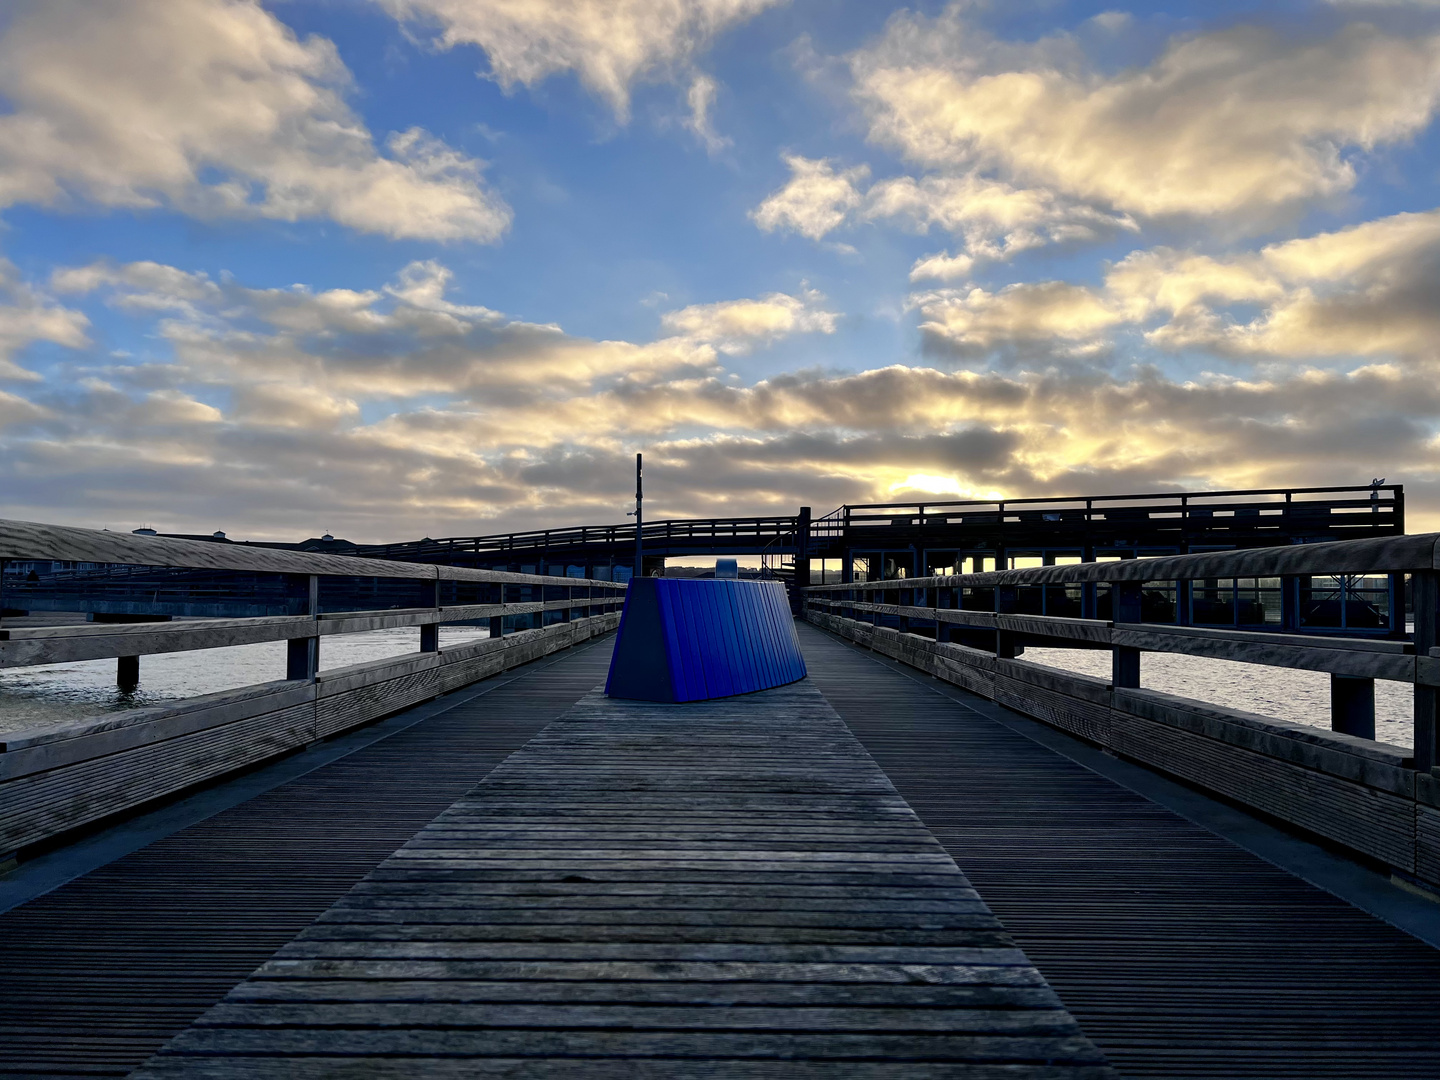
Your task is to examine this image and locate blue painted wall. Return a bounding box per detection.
[605,578,807,702]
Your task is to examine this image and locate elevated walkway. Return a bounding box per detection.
[1,628,1439,1077]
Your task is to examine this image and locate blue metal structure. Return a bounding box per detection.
[605,577,806,702]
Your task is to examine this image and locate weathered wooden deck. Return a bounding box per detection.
[130,679,1109,1077]
[5,627,1440,1077]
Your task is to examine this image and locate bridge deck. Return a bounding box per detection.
[131,682,1109,1077]
[0,641,617,1078]
[799,624,1440,1077]
[2,629,1440,1077]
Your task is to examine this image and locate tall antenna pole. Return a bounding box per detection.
[634,452,644,579]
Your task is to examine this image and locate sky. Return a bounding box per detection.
[2,0,1440,542]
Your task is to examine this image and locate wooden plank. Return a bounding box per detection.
[1108,708,1416,871]
[1112,687,1414,788]
[132,681,1113,1077]
[997,615,1111,644]
[0,681,316,780]
[992,674,1110,746]
[315,669,439,739]
[1111,625,1416,682]
[131,1060,1114,1079]
[0,699,316,851]
[1,601,621,668]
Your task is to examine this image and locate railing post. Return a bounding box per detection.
[1112,580,1141,689]
[1331,675,1375,739]
[995,584,1017,659]
[1415,570,1439,769]
[117,654,139,691]
[1281,575,1301,631]
[420,576,439,653]
[490,583,505,640]
[287,574,319,682]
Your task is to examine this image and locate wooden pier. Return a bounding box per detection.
[6,520,1440,1076]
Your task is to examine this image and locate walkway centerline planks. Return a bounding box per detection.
[605,577,807,702]
[131,680,1113,1077]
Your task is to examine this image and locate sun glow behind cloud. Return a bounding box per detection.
[887,474,998,499]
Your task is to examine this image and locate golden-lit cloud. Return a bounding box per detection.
[378,0,782,121]
[751,155,870,240]
[913,207,1440,368]
[659,288,838,354]
[0,0,511,241]
[852,11,1440,225]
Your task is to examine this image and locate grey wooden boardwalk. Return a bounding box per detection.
[132,682,1113,1077]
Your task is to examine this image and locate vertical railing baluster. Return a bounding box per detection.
[996,582,1017,659]
[1414,569,1439,769]
[420,574,439,653]
[1111,579,1141,688]
[287,574,319,682]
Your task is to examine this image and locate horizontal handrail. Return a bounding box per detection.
[803,597,1425,684]
[0,597,618,669]
[805,531,1436,589]
[0,519,626,588]
[840,483,1400,512]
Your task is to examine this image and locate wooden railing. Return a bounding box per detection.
[0,519,627,859]
[804,531,1440,891]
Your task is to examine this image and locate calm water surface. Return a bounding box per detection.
[0,626,1416,750]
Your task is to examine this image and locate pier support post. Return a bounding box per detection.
[1331,675,1376,740]
[287,574,320,682]
[1112,581,1142,689]
[116,655,139,691]
[421,577,439,652]
[794,506,811,600]
[995,585,1017,659]
[492,583,507,640]
[1414,570,1439,769]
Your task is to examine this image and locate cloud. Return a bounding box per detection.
[0,0,511,241]
[750,154,1136,269]
[684,74,730,153]
[12,250,1440,539]
[851,9,1440,225]
[751,155,870,240]
[660,288,839,354]
[53,257,722,419]
[0,259,90,381]
[913,282,1124,358]
[379,0,782,121]
[911,206,1440,368]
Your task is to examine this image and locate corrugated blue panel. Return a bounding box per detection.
[605,577,807,702]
